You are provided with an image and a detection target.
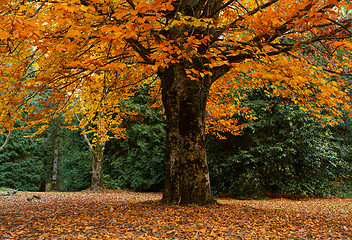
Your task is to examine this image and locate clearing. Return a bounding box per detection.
[0,190,351,239]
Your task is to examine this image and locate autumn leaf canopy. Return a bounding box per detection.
[0,0,352,136]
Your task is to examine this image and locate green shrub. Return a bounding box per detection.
[104,85,165,192]
[207,90,352,196]
[0,128,43,191]
[57,128,92,191]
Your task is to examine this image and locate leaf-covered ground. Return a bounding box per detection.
[0,190,351,239]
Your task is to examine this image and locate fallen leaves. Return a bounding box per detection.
[0,191,351,239]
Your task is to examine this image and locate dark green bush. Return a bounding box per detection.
[104,85,166,192]
[207,90,352,197]
[0,128,43,191]
[57,128,92,191]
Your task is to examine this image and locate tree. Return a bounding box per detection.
[65,71,127,191]
[57,126,92,192]
[0,0,352,204]
[74,111,107,191]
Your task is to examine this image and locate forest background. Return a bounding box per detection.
[1,81,352,198]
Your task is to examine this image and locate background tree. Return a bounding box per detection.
[51,121,60,191]
[57,128,92,191]
[73,111,107,191]
[64,71,127,191]
[0,131,11,152]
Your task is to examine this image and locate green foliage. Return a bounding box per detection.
[2,85,351,196]
[0,117,93,192]
[57,128,92,191]
[329,114,352,197]
[331,115,352,163]
[104,85,166,192]
[0,128,43,191]
[208,89,352,197]
[101,173,121,190]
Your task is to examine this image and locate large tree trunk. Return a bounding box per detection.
[159,64,213,205]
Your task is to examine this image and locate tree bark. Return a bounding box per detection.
[159,63,213,205]
[51,125,60,191]
[73,110,105,191]
[0,131,11,152]
[90,141,105,191]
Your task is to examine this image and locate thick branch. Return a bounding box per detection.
[126,0,136,9]
[125,38,154,65]
[211,28,352,83]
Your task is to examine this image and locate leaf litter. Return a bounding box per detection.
[0,190,351,239]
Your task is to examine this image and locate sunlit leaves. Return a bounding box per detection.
[0,0,351,138]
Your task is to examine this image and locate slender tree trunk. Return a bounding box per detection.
[73,110,106,191]
[90,141,105,191]
[159,64,214,205]
[51,125,60,191]
[0,131,11,152]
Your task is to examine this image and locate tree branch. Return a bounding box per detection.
[125,38,154,65]
[73,111,92,151]
[210,0,279,42]
[126,0,136,10]
[0,131,12,152]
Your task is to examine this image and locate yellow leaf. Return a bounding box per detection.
[19,5,27,11]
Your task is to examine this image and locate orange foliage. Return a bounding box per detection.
[0,191,351,239]
[0,0,351,136]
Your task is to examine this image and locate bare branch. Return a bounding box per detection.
[125,38,154,65]
[73,110,92,151]
[210,0,279,42]
[125,0,136,10]
[0,131,12,152]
